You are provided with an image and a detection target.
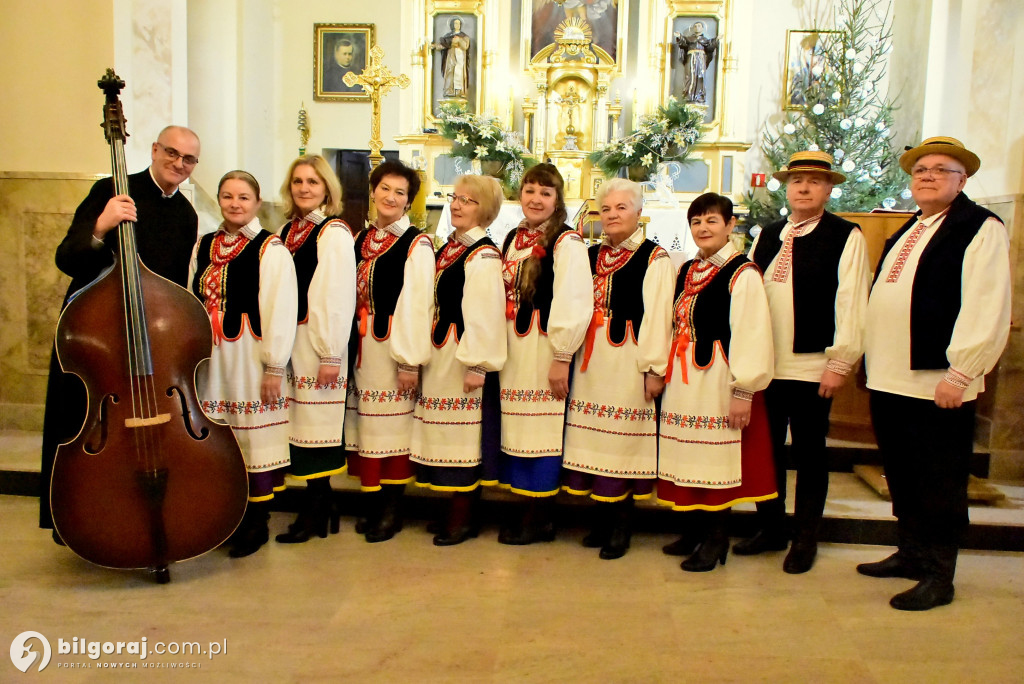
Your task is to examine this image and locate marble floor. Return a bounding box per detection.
[2,490,1023,683]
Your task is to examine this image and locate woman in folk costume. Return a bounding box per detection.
[345,160,434,543]
[273,155,356,545]
[490,163,591,545]
[561,178,675,560]
[411,174,507,546]
[191,171,298,558]
[657,192,776,572]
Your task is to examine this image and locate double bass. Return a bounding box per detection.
[50,69,249,583]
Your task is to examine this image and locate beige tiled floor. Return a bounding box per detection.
[3,492,1024,683]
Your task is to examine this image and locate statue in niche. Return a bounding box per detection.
[674,21,719,104]
[432,17,471,99]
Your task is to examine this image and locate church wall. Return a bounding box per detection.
[272,0,404,194]
[0,2,114,174]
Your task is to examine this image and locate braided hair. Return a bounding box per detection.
[517,163,568,303]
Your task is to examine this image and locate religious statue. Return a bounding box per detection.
[431,17,471,99]
[674,21,719,104]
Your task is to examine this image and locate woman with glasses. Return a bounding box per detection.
[191,170,298,557]
[490,163,591,544]
[345,160,434,543]
[271,155,356,546]
[411,175,507,545]
[562,178,675,560]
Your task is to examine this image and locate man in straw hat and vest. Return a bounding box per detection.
[859,137,1010,610]
[740,151,870,574]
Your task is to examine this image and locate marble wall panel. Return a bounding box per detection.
[0,175,100,430]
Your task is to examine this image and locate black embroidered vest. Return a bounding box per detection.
[502,224,575,335]
[281,216,350,324]
[432,237,498,346]
[752,211,857,353]
[354,226,422,339]
[676,254,755,367]
[872,192,1000,369]
[589,240,658,345]
[193,230,277,338]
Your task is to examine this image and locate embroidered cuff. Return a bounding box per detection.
[825,358,853,376]
[264,364,286,377]
[943,367,973,390]
[553,351,574,363]
[320,356,343,367]
[397,362,420,375]
[467,365,488,377]
[731,387,754,402]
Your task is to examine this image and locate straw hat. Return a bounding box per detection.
[899,136,980,177]
[772,150,846,184]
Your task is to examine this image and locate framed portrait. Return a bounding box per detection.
[784,30,840,109]
[314,23,375,102]
[428,14,480,119]
[669,16,721,123]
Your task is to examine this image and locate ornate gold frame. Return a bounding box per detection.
[313,23,376,102]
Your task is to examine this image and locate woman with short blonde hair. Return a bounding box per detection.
[411,174,507,545]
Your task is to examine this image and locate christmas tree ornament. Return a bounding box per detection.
[812,104,825,115]
[840,119,853,130]
[831,187,843,199]
[882,197,896,209]
[784,123,796,134]
[842,159,856,172]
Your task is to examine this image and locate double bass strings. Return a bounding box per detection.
[110,136,163,475]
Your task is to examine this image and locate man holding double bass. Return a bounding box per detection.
[40,125,201,534]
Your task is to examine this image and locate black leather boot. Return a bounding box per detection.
[433,489,480,546]
[229,501,270,558]
[662,511,704,556]
[857,521,925,580]
[499,498,556,545]
[889,544,957,611]
[599,498,634,560]
[682,511,729,572]
[582,502,611,548]
[732,528,788,556]
[783,536,817,574]
[275,477,339,543]
[365,484,405,543]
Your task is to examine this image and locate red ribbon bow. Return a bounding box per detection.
[531,244,547,259]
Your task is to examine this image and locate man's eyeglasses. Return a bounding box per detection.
[446,193,479,206]
[156,142,199,167]
[910,165,963,179]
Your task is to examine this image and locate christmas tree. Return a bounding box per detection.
[744,0,913,228]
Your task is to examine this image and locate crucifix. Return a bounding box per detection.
[343,45,411,168]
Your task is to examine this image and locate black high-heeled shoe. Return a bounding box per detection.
[365,485,404,543]
[229,502,270,558]
[681,539,728,572]
[681,512,730,572]
[276,479,336,543]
